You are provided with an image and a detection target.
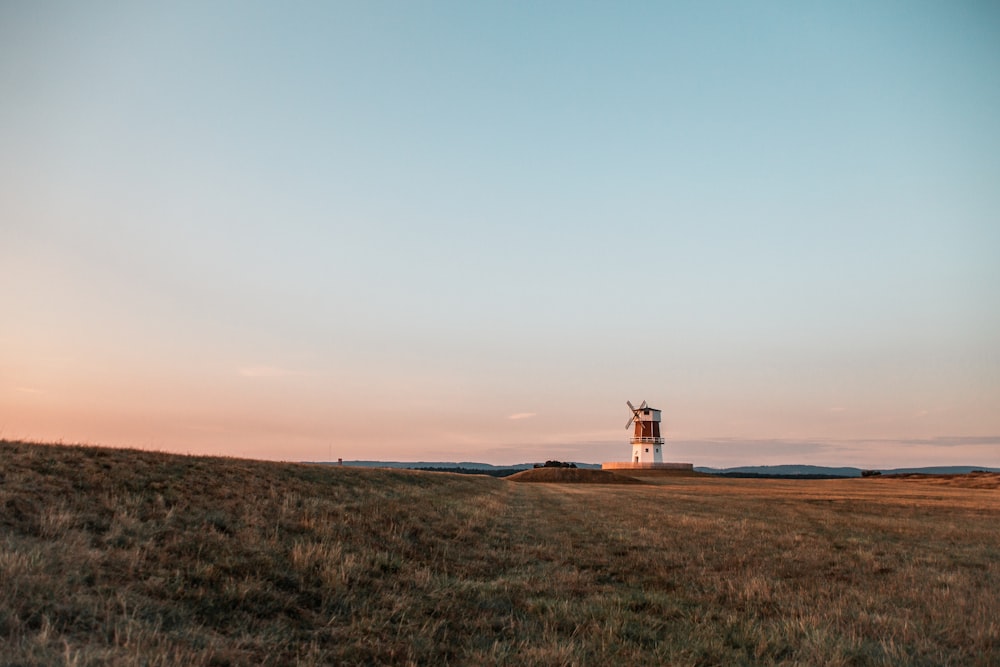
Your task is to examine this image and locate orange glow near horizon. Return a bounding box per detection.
[4,370,999,468]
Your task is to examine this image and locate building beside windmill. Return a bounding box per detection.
[602,400,693,472]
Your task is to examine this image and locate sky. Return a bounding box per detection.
[2,1,999,468]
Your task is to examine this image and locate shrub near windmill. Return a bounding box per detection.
[602,400,694,472]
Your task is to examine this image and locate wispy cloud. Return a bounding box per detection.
[895,436,1000,448]
[238,366,306,378]
[508,412,537,420]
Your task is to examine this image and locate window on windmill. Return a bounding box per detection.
[645,448,649,453]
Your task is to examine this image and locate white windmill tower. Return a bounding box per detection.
[625,400,664,464]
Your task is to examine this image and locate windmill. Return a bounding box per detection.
[601,399,693,472]
[625,399,664,464]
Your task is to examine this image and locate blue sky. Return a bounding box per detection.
[2,2,998,466]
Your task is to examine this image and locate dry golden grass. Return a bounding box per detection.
[507,468,645,484]
[1,440,998,665]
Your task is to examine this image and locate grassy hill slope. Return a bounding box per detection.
[2,440,998,665]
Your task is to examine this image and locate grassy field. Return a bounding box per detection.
[1,440,997,666]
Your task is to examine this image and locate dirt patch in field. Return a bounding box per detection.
[506,468,646,484]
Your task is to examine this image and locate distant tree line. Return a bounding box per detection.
[711,472,852,480]
[533,460,577,469]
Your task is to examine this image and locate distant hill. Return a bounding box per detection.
[695,465,1000,478]
[330,461,530,470]
[319,462,998,477]
[315,461,603,471]
[878,466,1000,475]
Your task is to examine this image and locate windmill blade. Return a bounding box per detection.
[625,400,639,429]
[639,400,647,410]
[626,400,638,428]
